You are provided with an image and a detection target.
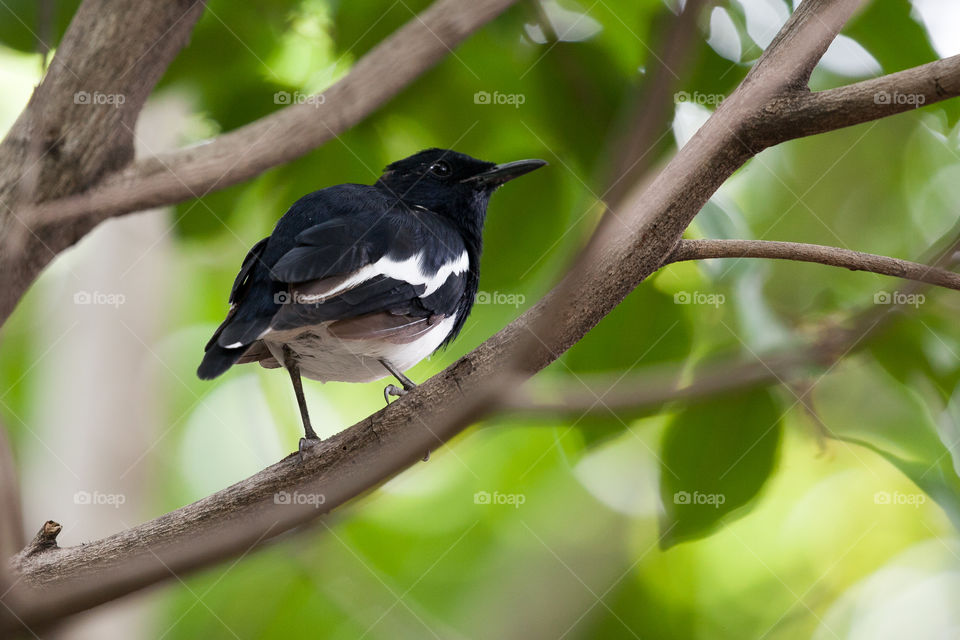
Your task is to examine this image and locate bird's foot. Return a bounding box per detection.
[298,436,322,462]
[383,384,408,404]
[380,360,417,404]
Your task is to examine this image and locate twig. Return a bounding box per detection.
[666,238,960,290]
[13,522,61,562]
[506,229,960,418]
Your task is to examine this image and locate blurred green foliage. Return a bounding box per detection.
[2,0,960,638]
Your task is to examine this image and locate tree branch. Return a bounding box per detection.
[500,353,818,417]
[759,55,960,143]
[505,234,960,416]
[666,238,960,291]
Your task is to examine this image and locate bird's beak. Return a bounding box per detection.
[462,159,547,187]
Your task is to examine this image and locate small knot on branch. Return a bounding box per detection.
[21,520,61,557]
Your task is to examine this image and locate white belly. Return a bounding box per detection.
[263,315,457,383]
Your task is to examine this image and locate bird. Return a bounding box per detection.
[197,148,546,453]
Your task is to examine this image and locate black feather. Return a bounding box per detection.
[197,148,545,381]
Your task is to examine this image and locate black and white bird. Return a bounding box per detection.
[197,148,545,451]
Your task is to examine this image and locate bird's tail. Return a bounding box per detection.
[197,344,245,380]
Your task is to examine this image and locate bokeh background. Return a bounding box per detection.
[3,0,960,638]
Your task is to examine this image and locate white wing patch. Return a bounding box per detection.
[298,250,468,302]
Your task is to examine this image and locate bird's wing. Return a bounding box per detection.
[230,237,270,304]
[266,210,469,342]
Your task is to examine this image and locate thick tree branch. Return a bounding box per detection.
[666,238,960,291]
[758,55,960,143]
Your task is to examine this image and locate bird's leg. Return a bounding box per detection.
[284,345,320,456]
[380,359,429,461]
[380,359,417,403]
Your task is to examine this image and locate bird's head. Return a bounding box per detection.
[375,148,546,239]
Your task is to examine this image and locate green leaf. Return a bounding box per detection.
[658,388,782,548]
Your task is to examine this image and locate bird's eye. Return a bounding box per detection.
[429,161,452,177]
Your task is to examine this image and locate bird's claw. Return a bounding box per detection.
[298,436,322,462]
[383,384,408,404]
